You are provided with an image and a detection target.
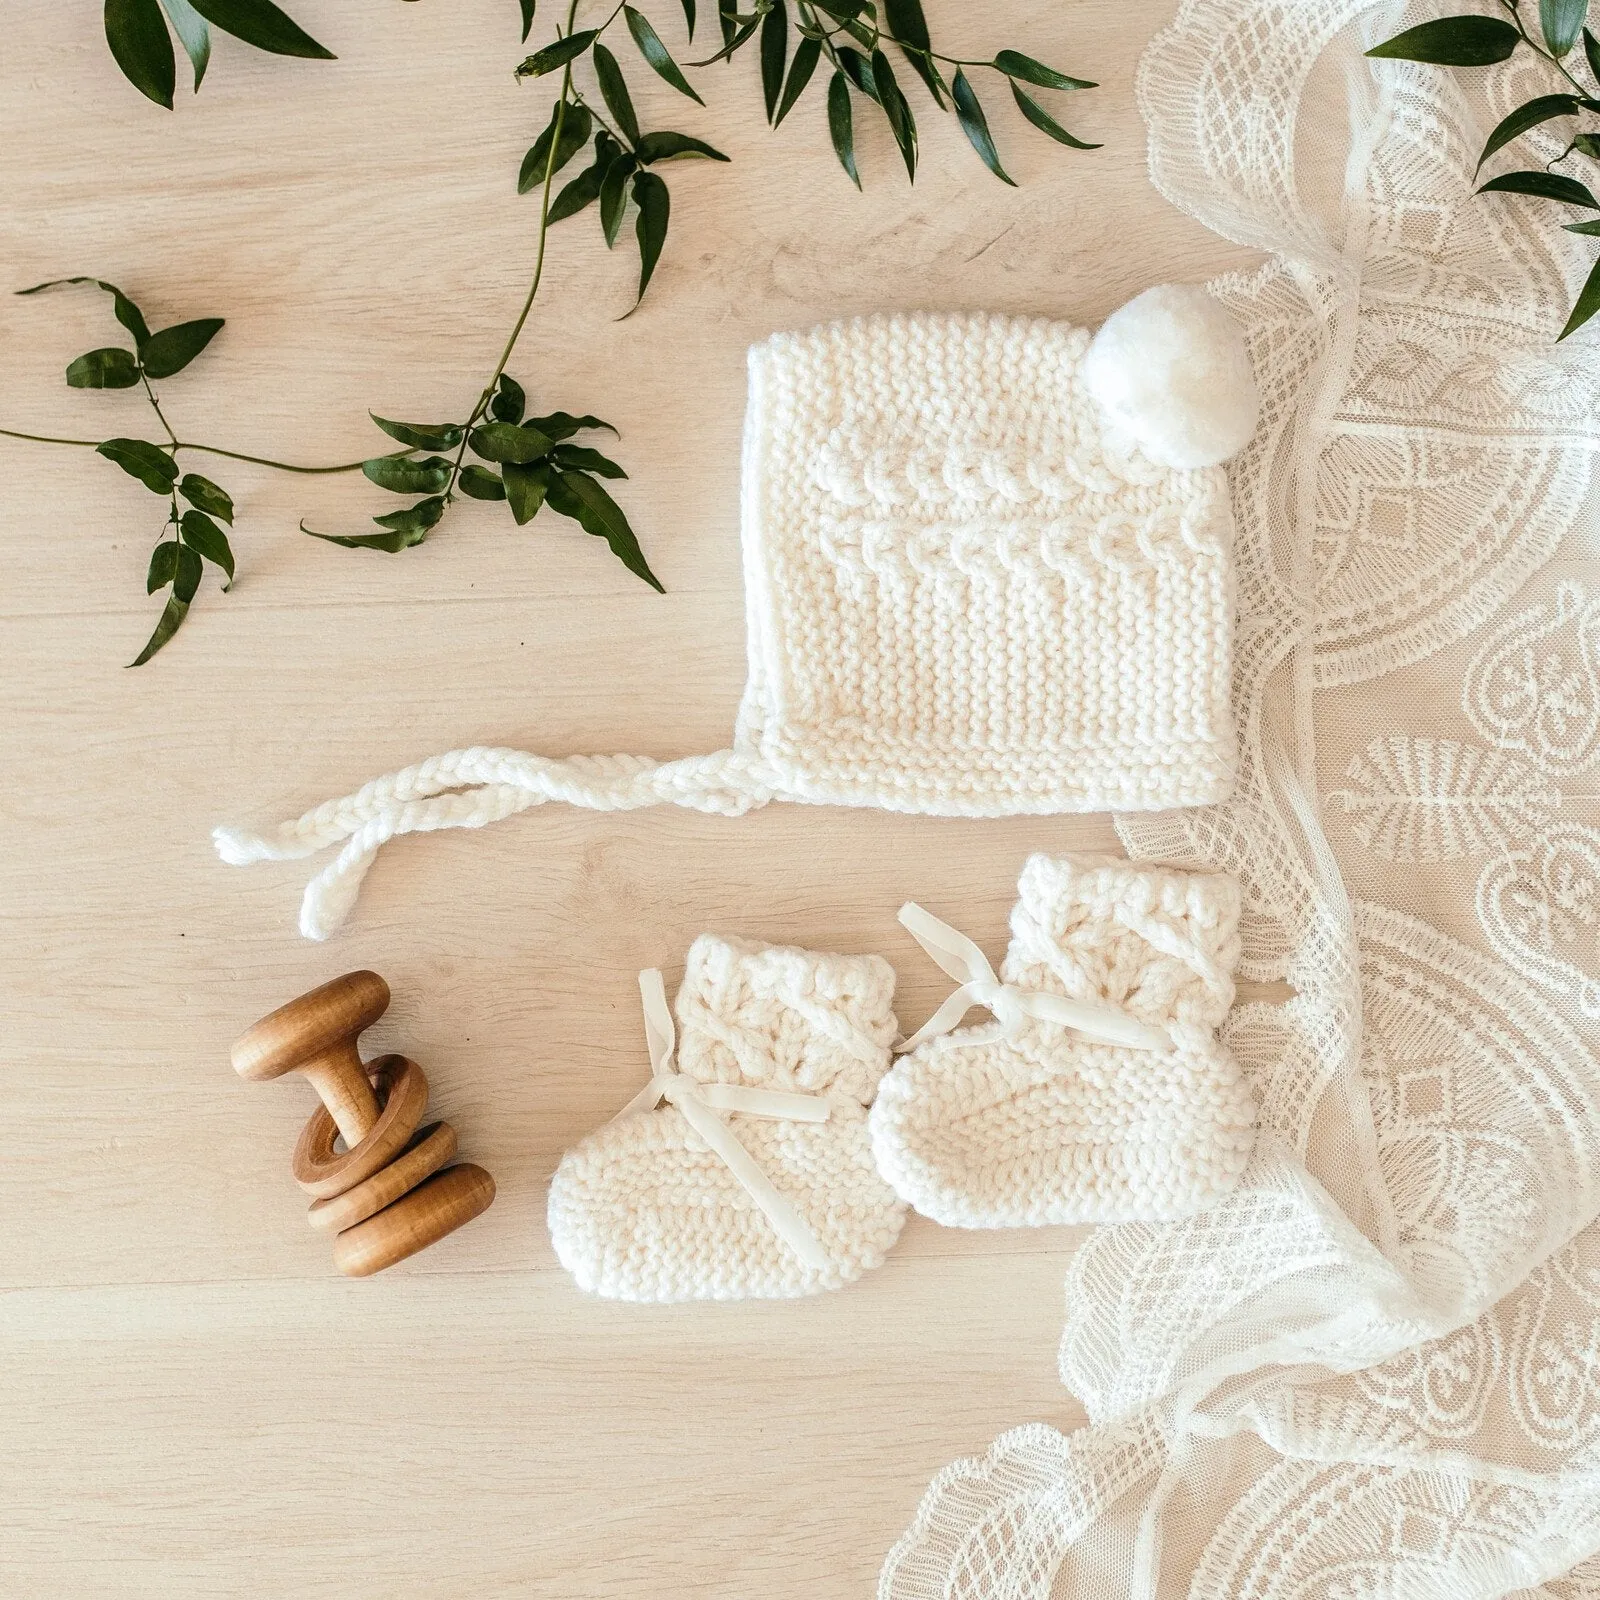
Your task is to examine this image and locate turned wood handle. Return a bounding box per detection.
[231,971,391,1146]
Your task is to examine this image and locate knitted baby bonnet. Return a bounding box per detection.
[547,933,906,1302]
[216,286,1260,939]
[869,853,1256,1229]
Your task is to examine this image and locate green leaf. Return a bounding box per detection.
[519,101,593,192]
[185,0,334,58]
[1366,16,1521,65]
[629,170,671,310]
[527,410,617,440]
[518,0,535,42]
[129,593,191,666]
[872,50,918,181]
[993,49,1095,91]
[600,151,637,246]
[952,67,1014,185]
[1542,0,1587,56]
[827,71,860,188]
[105,0,176,108]
[503,459,552,524]
[1574,132,1600,158]
[1560,251,1600,339]
[361,454,452,493]
[689,8,760,66]
[838,46,877,101]
[624,5,705,103]
[179,508,234,587]
[635,130,730,163]
[1587,26,1600,85]
[17,278,150,345]
[458,464,507,500]
[171,540,203,602]
[1010,81,1101,150]
[160,0,211,89]
[761,0,787,122]
[593,41,641,148]
[549,148,608,224]
[139,317,224,379]
[370,414,464,450]
[551,442,626,477]
[1563,217,1600,233]
[492,373,526,424]
[147,539,179,593]
[1479,169,1600,207]
[66,347,141,389]
[681,0,696,40]
[546,470,663,590]
[774,34,821,126]
[886,0,945,106]
[373,495,448,538]
[515,28,598,78]
[98,437,178,493]
[1477,94,1580,171]
[178,472,233,522]
[302,523,422,552]
[469,420,555,463]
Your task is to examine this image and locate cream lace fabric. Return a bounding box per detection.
[879,2,1600,1596]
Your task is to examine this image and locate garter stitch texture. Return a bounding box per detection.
[216,295,1254,940]
[870,854,1256,1228]
[547,935,906,1302]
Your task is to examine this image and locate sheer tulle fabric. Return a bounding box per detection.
[880,3,1600,1596]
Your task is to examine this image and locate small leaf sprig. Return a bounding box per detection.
[1369,0,1600,337]
[103,0,333,108]
[3,278,379,665]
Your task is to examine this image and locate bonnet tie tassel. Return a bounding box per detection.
[617,969,834,1273]
[895,902,1173,1054]
[213,746,771,941]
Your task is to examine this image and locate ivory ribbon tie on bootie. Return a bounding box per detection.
[617,969,833,1272]
[895,903,1175,1055]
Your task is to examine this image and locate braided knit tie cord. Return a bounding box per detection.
[212,747,770,941]
[618,971,833,1273]
[896,902,1175,1054]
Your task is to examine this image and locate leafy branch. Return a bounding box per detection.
[9,1,1099,665]
[104,0,333,107]
[1369,0,1600,336]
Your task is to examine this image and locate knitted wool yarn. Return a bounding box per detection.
[216,292,1258,940]
[870,854,1256,1228]
[547,934,906,1302]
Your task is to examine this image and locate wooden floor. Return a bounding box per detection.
[0,3,1258,1593]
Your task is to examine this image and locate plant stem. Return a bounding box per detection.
[141,373,181,451]
[446,0,583,498]
[0,424,376,474]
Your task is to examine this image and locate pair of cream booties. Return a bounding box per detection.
[547,853,1257,1303]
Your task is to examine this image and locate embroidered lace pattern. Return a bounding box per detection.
[879,4,1600,1596]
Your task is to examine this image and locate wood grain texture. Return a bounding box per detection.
[0,1,1260,1593]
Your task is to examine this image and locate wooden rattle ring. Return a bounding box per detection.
[292,1055,428,1200]
[305,1121,458,1234]
[332,1163,497,1278]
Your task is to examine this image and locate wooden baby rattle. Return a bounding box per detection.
[232,971,494,1276]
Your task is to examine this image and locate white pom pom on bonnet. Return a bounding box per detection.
[216,284,1260,939]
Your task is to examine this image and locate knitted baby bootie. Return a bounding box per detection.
[548,935,906,1302]
[869,854,1256,1228]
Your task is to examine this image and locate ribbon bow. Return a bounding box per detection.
[615,969,834,1272]
[896,902,1174,1054]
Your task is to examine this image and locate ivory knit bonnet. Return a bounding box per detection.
[217,285,1259,938]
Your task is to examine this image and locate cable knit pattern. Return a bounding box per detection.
[547,935,906,1302]
[870,853,1256,1228]
[215,302,1246,940]
[737,313,1238,816]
